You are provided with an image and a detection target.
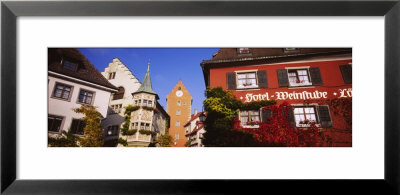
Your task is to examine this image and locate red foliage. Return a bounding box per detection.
[233,101,321,147]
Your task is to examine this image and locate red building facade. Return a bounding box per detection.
[201,48,352,147]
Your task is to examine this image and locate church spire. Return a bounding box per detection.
[133,60,157,97]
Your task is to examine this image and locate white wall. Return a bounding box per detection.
[100,58,141,130]
[48,75,112,132]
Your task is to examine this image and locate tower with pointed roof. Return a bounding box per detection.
[125,62,162,147]
[101,59,169,147]
[166,80,192,147]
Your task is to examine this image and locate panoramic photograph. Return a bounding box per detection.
[48,48,352,147]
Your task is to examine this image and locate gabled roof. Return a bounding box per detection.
[132,62,158,99]
[48,48,118,91]
[186,121,205,136]
[184,112,207,127]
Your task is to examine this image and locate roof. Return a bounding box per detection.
[186,121,205,136]
[200,48,352,87]
[202,48,352,64]
[184,112,207,127]
[48,48,118,91]
[132,62,158,98]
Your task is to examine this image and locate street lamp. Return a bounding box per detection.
[199,112,206,122]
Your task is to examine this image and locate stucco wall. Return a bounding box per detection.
[48,75,112,133]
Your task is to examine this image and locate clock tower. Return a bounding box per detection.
[166,80,192,147]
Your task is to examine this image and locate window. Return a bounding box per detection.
[48,115,63,132]
[175,133,179,140]
[78,89,94,104]
[70,119,85,135]
[145,123,150,130]
[237,48,252,55]
[287,69,312,87]
[177,101,181,106]
[131,122,138,129]
[53,83,72,100]
[107,125,119,136]
[111,104,122,113]
[143,100,147,106]
[293,107,317,127]
[176,110,181,116]
[176,121,180,127]
[240,110,260,126]
[148,100,153,107]
[113,87,124,100]
[108,72,116,80]
[283,48,299,53]
[178,87,181,90]
[63,60,77,71]
[237,72,258,89]
[140,123,145,130]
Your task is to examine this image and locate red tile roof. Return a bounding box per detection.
[184,112,207,127]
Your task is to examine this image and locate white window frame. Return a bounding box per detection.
[286,68,313,87]
[239,110,260,128]
[236,71,259,89]
[292,105,321,128]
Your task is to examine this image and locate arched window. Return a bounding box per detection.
[113,87,125,100]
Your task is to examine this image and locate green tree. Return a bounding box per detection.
[156,134,173,147]
[73,105,104,147]
[202,87,276,147]
[48,130,80,147]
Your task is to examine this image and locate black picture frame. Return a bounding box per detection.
[1,0,399,194]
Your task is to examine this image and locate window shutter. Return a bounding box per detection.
[282,106,295,127]
[277,69,289,87]
[226,72,236,89]
[287,106,295,127]
[257,71,268,88]
[260,107,272,122]
[318,105,333,128]
[340,65,352,84]
[309,67,323,86]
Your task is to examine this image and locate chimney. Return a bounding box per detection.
[194,109,198,115]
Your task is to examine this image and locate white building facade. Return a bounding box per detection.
[184,111,206,147]
[48,49,118,138]
[100,58,142,143]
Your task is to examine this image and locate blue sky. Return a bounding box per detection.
[78,48,219,114]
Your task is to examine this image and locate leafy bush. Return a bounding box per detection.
[48,130,80,147]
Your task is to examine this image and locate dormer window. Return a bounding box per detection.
[63,60,78,71]
[284,48,300,53]
[237,48,252,55]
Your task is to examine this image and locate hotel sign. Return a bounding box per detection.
[241,88,352,102]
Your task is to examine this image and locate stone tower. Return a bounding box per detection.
[166,80,192,147]
[126,62,160,147]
